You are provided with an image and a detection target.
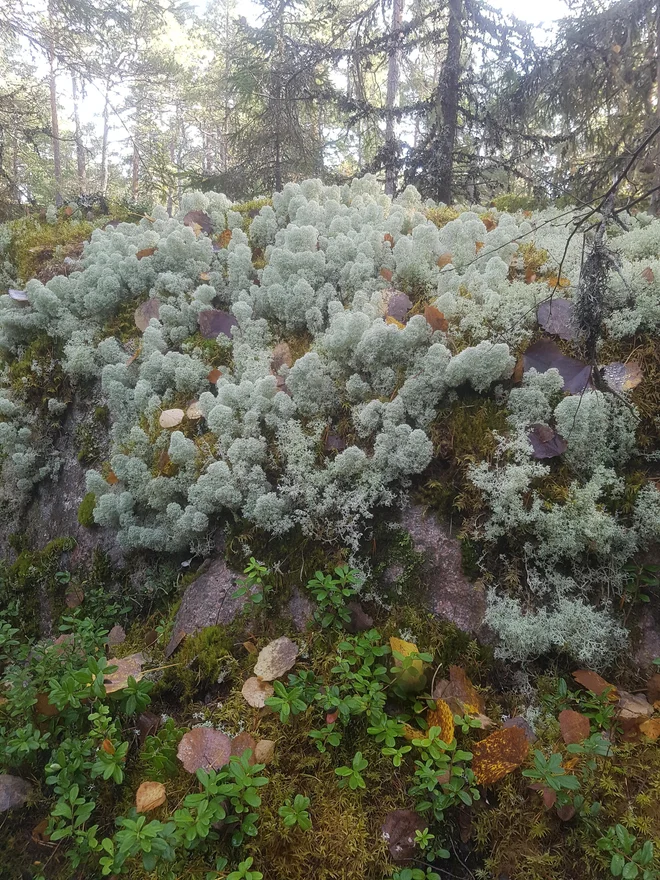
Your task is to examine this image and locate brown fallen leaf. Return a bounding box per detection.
[208,368,223,383]
[136,780,166,813]
[136,247,156,260]
[65,585,84,609]
[640,718,660,740]
[183,210,212,235]
[502,716,535,742]
[482,216,497,232]
[642,266,655,283]
[186,401,203,421]
[254,739,275,764]
[107,625,126,647]
[646,673,660,704]
[254,637,298,681]
[381,809,425,862]
[231,732,256,765]
[572,670,616,698]
[35,692,59,718]
[380,268,393,282]
[177,728,232,773]
[556,804,576,822]
[243,641,258,655]
[384,233,394,245]
[271,342,293,372]
[242,676,275,708]
[199,272,211,282]
[437,253,452,268]
[449,665,486,714]
[217,228,232,248]
[134,298,160,332]
[137,711,161,746]
[31,818,51,845]
[159,408,185,429]
[144,629,159,648]
[475,241,484,253]
[559,709,590,744]
[424,305,449,333]
[512,356,524,384]
[104,653,145,694]
[472,727,529,785]
[106,469,119,485]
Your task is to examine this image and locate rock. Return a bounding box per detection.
[165,558,247,657]
[344,601,373,633]
[0,775,33,812]
[382,563,404,586]
[400,505,486,634]
[632,606,660,670]
[286,587,315,632]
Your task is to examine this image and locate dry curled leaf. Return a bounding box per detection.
[254,739,275,764]
[134,298,160,332]
[424,305,449,332]
[177,728,232,773]
[208,368,223,383]
[242,676,274,708]
[136,780,166,813]
[640,718,660,740]
[136,246,156,260]
[31,818,50,845]
[104,653,145,694]
[471,726,529,785]
[427,699,455,744]
[437,253,452,268]
[572,670,615,697]
[254,637,298,681]
[559,709,590,744]
[183,210,212,235]
[159,408,185,429]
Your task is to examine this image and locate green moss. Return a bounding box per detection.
[491,193,544,213]
[8,214,96,283]
[102,296,142,343]
[77,492,97,527]
[6,331,69,411]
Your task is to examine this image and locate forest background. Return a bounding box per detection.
[1,0,658,215]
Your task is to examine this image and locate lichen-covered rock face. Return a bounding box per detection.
[400,505,486,635]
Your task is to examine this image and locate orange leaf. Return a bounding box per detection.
[385,316,405,329]
[136,780,166,813]
[482,216,497,232]
[512,356,524,384]
[208,368,223,383]
[559,709,590,744]
[563,756,580,771]
[472,727,529,785]
[101,738,115,755]
[31,818,50,845]
[525,268,537,283]
[106,470,119,485]
[572,670,616,698]
[449,666,486,715]
[424,305,449,332]
[640,718,660,740]
[475,241,484,253]
[546,274,571,289]
[427,699,455,744]
[402,723,417,741]
[437,253,452,268]
[380,268,393,282]
[218,228,232,248]
[136,247,156,260]
[384,233,394,245]
[199,272,211,282]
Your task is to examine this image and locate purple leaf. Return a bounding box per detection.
[386,291,413,322]
[527,423,568,459]
[324,430,346,452]
[183,210,213,235]
[537,298,576,340]
[134,298,160,332]
[523,338,591,394]
[198,309,238,339]
[381,810,425,862]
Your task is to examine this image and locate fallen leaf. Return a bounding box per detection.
[502,716,536,743]
[602,362,643,392]
[572,670,616,698]
[254,739,275,764]
[427,699,455,744]
[217,228,232,248]
[199,272,211,281]
[106,470,119,485]
[101,738,115,755]
[523,339,591,394]
[437,253,453,268]
[617,690,653,719]
[35,692,58,717]
[475,241,484,253]
[183,210,212,235]
[641,266,655,283]
[449,665,486,715]
[156,451,170,473]
[243,641,258,655]
[136,780,166,812]
[134,298,160,332]
[159,408,185,429]
[0,775,32,812]
[611,43,621,53]
[65,585,84,609]
[144,629,159,648]
[31,818,50,845]
[177,728,232,773]
[640,718,660,740]
[482,216,497,232]
[198,309,238,339]
[646,673,660,704]
[530,782,557,809]
[384,233,394,245]
[424,305,449,332]
[136,247,156,260]
[326,710,339,725]
[389,637,423,675]
[380,268,393,282]
[512,356,524,384]
[104,653,145,694]
[254,637,299,681]
[242,676,275,708]
[8,289,29,302]
[472,727,529,785]
[525,268,537,284]
[385,316,405,329]
[208,368,223,383]
[325,430,347,453]
[559,709,590,744]
[387,291,413,322]
[186,401,203,421]
[527,423,568,459]
[546,274,572,289]
[137,711,161,746]
[107,625,126,647]
[231,732,256,764]
[556,804,576,821]
[381,809,425,862]
[537,299,576,340]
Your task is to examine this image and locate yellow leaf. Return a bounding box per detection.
[640,718,660,740]
[389,637,423,674]
[385,316,405,329]
[471,727,529,785]
[427,699,455,744]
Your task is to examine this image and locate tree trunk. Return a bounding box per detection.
[131,100,141,202]
[100,80,110,196]
[47,32,62,205]
[71,73,86,194]
[433,0,462,204]
[384,0,404,195]
[651,0,660,215]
